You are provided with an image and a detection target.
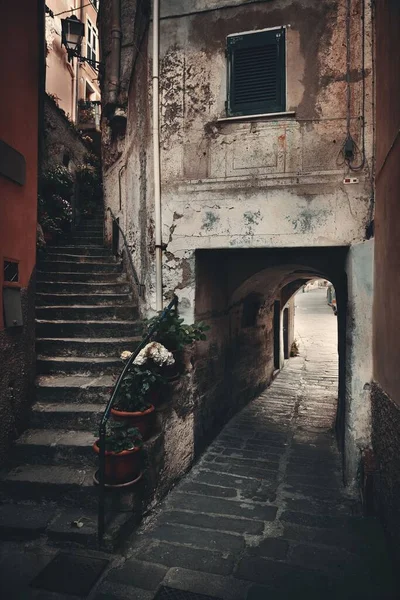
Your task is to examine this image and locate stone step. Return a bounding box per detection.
[45,246,110,256]
[37,281,131,294]
[36,292,133,306]
[79,219,104,226]
[13,429,97,466]
[36,304,138,321]
[0,502,136,549]
[40,253,116,263]
[36,319,142,338]
[37,271,127,283]
[36,374,114,404]
[74,229,104,236]
[55,241,104,248]
[30,402,103,431]
[70,236,104,245]
[36,336,141,357]
[39,260,122,273]
[0,464,97,507]
[36,355,122,375]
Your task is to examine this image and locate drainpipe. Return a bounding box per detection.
[109,0,121,104]
[153,0,162,310]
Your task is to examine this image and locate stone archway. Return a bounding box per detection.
[193,245,372,486]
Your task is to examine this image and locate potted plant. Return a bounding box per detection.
[93,421,143,486]
[143,309,209,375]
[111,343,172,438]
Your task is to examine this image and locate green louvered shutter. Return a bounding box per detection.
[227,28,286,116]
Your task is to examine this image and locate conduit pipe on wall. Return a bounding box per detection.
[109,0,122,104]
[153,0,162,310]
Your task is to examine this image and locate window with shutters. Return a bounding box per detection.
[227,28,286,117]
[86,18,98,69]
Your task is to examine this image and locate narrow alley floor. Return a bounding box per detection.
[0,289,396,599]
[94,288,395,600]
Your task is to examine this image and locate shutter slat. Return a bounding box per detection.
[228,29,285,115]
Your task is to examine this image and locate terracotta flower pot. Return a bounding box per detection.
[111,404,155,440]
[93,442,141,485]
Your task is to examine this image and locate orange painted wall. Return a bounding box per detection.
[0,0,41,326]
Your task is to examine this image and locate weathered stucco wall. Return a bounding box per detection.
[372,0,400,563]
[100,0,375,488]
[344,240,374,486]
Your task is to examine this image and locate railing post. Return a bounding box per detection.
[98,425,106,548]
[96,295,178,544]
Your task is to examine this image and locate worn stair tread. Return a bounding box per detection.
[37,293,132,301]
[37,336,140,344]
[37,304,136,309]
[36,319,139,325]
[1,464,93,486]
[32,402,103,414]
[37,270,124,276]
[38,281,128,287]
[37,355,121,364]
[16,429,96,447]
[36,374,114,388]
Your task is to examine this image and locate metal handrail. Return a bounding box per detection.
[97,295,178,546]
[107,206,145,298]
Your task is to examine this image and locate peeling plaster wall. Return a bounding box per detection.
[344,240,374,486]
[101,0,374,314]
[100,0,375,488]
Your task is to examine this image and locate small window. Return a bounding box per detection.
[227,28,286,117]
[4,260,19,283]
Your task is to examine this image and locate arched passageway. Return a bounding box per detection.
[194,247,347,467]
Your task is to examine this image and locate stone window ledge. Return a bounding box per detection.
[217,111,296,123]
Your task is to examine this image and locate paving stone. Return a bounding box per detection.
[0,504,56,539]
[163,567,250,600]
[236,556,330,588]
[140,542,234,576]
[108,558,168,590]
[160,511,264,535]
[220,449,281,462]
[193,471,259,490]
[94,581,154,600]
[180,482,238,498]
[289,543,362,573]
[169,493,278,522]
[245,538,289,560]
[280,510,349,529]
[145,523,245,553]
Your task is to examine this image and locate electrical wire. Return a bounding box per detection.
[49,3,94,18]
[342,0,366,172]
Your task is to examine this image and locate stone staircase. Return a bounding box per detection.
[0,209,145,548]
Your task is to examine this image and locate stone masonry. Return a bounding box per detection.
[92,290,396,600]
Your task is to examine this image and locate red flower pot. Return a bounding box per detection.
[93,442,141,485]
[111,404,155,440]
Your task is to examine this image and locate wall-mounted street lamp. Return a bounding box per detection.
[61,15,102,70]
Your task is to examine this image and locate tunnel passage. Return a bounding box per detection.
[193,247,347,457]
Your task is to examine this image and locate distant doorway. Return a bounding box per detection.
[283,307,289,359]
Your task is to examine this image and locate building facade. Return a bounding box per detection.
[46,0,101,127]
[100,0,374,488]
[0,0,45,464]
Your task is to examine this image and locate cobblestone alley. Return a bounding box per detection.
[95,288,396,600]
[0,289,395,599]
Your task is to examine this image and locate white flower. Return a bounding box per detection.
[133,342,175,367]
[120,350,133,361]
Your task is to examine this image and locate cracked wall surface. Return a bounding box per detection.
[100,0,375,486]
